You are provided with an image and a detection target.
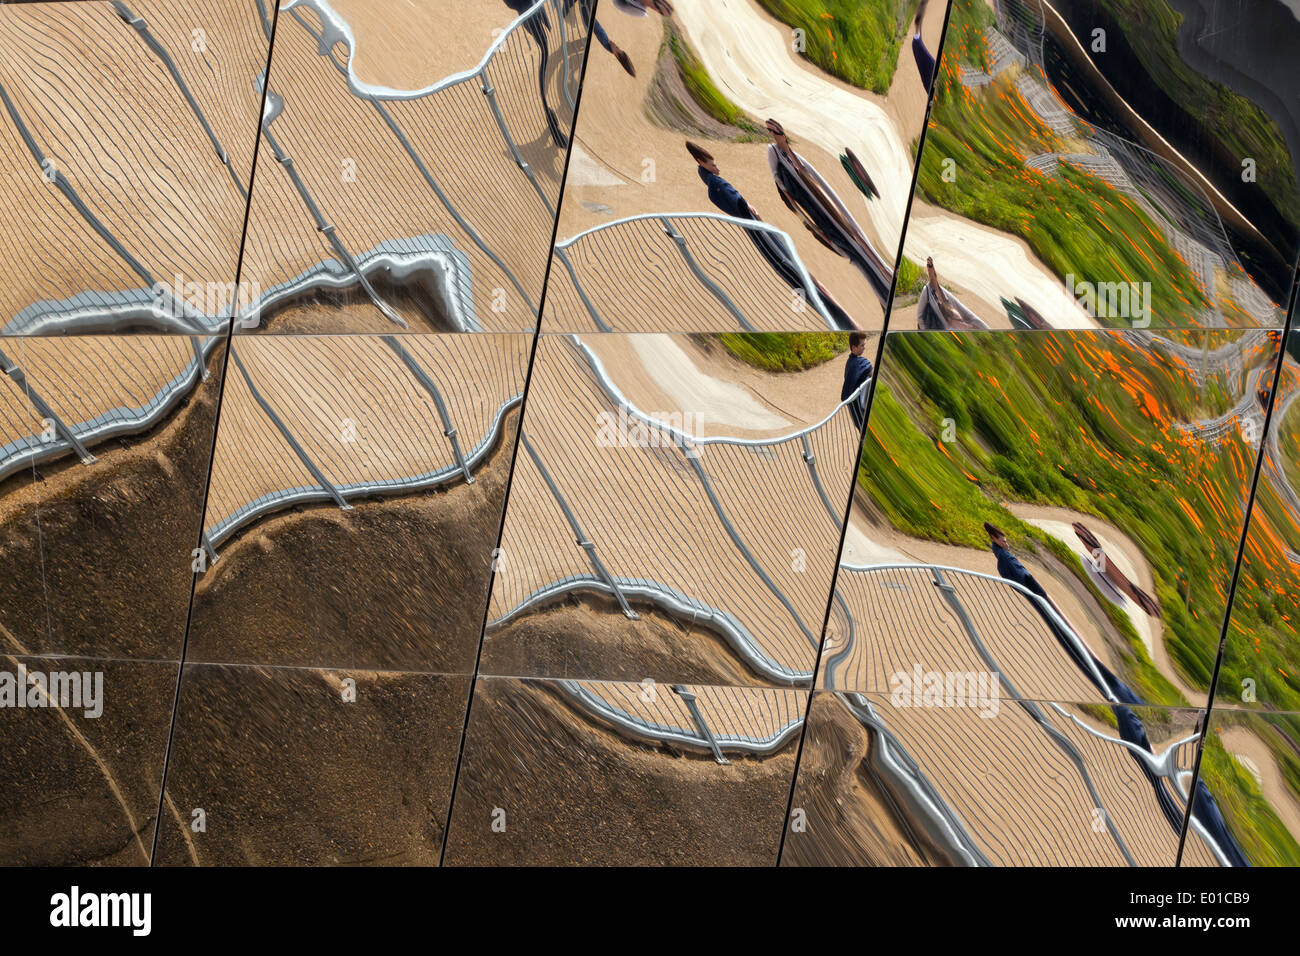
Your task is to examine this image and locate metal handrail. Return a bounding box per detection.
[836,561,1114,694]
[0,336,219,483]
[557,680,803,757]
[491,341,864,683]
[205,379,521,550]
[571,334,868,448]
[282,0,559,101]
[242,0,580,330]
[553,212,837,330]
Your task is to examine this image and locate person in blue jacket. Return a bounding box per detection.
[912,1,936,91]
[841,332,873,428]
[984,522,1250,864]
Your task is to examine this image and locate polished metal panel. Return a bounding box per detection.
[1185,708,1300,867]
[443,675,804,865]
[1,0,1297,869]
[782,691,1215,866]
[482,332,869,687]
[828,329,1276,711]
[897,0,1299,330]
[0,656,178,865]
[1216,330,1300,714]
[540,0,943,332]
[0,334,222,660]
[188,332,529,671]
[0,0,267,335]
[236,0,586,333]
[153,663,470,865]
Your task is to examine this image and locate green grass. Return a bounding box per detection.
[663,25,764,136]
[712,332,848,372]
[1281,398,1300,505]
[1199,720,1300,866]
[858,328,1297,856]
[1215,376,1300,712]
[894,256,925,297]
[917,0,1211,327]
[756,0,918,94]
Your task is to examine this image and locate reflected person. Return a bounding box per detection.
[842,332,873,429]
[686,141,859,330]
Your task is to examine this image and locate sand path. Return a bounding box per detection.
[581,333,863,439]
[1004,502,1203,706]
[674,0,1096,329]
[1220,725,1300,845]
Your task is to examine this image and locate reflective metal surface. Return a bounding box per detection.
[1191,330,1300,866]
[153,664,469,865]
[0,657,177,865]
[1,0,1297,869]
[540,0,942,332]
[1186,708,1300,866]
[188,332,528,671]
[237,0,585,333]
[783,692,1216,866]
[1216,330,1300,713]
[443,675,803,865]
[898,0,1300,330]
[482,332,870,686]
[0,335,222,660]
[0,0,267,335]
[829,329,1275,710]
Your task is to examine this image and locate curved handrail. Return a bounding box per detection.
[0,337,218,483]
[557,680,803,756]
[571,334,867,448]
[836,561,1115,700]
[555,211,836,329]
[206,388,522,548]
[282,0,556,101]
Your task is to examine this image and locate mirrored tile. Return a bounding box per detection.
[782,690,1210,866]
[152,663,468,865]
[901,0,1298,330]
[443,675,803,865]
[188,333,528,671]
[0,655,176,866]
[1184,708,1300,866]
[823,328,1276,709]
[0,335,222,660]
[542,0,944,332]
[236,0,587,334]
[0,0,267,335]
[482,331,872,687]
[1216,329,1300,711]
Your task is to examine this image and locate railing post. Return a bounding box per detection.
[553,247,611,331]
[189,335,210,382]
[479,74,556,218]
[658,216,757,331]
[800,432,839,524]
[928,566,1136,865]
[382,336,474,484]
[0,346,97,466]
[261,120,408,330]
[230,346,352,513]
[110,1,247,199]
[672,685,730,765]
[520,433,637,618]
